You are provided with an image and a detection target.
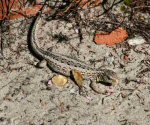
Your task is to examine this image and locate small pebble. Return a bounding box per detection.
[128,36,146,45]
[66,23,72,28]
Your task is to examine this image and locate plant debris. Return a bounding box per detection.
[94,27,128,46]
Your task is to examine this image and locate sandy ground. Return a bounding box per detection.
[0,12,150,125]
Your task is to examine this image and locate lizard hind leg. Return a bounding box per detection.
[36,60,47,68]
[90,80,107,94]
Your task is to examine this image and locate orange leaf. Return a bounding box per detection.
[94,27,128,46]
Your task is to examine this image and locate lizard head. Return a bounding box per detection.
[96,69,119,86]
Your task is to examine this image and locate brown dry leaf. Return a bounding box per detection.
[0,1,52,20]
[94,27,128,46]
[75,0,102,9]
[71,69,84,88]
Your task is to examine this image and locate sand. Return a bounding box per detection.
[0,12,150,125]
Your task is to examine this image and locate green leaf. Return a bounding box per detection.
[120,5,126,12]
[124,0,132,6]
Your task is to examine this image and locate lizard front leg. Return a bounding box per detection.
[36,60,47,68]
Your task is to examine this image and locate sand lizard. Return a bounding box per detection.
[28,14,119,94]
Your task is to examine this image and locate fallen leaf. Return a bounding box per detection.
[71,69,84,88]
[94,27,128,46]
[75,0,102,9]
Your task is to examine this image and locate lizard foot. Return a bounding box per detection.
[36,60,47,68]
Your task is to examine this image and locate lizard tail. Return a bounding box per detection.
[28,14,48,60]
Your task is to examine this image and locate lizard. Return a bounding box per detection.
[28,13,119,95]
